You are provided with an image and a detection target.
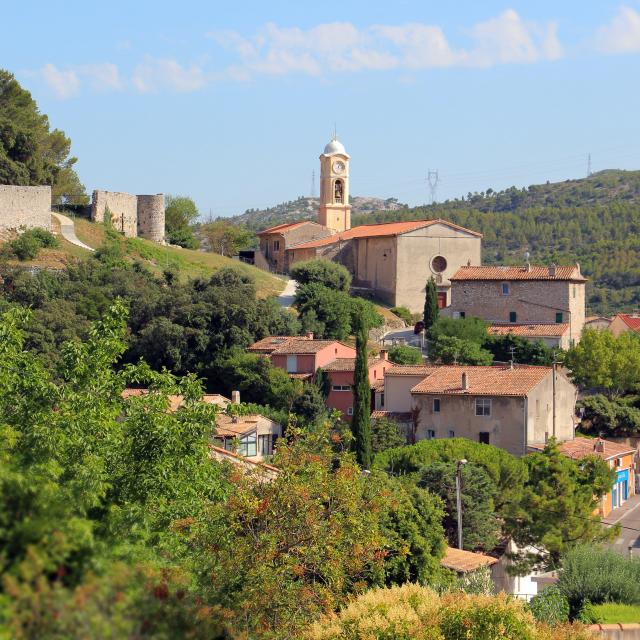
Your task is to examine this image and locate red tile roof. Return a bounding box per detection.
[323,357,383,372]
[488,323,569,338]
[386,365,436,376]
[257,221,316,235]
[371,410,412,421]
[441,546,498,573]
[529,437,636,461]
[451,265,586,282]
[215,414,279,438]
[273,339,352,355]
[411,365,551,397]
[615,314,640,333]
[288,218,481,251]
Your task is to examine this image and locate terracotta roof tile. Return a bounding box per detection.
[371,379,385,392]
[386,365,436,376]
[257,221,314,235]
[288,218,481,251]
[272,339,351,355]
[323,357,383,372]
[289,372,314,380]
[615,314,640,333]
[529,437,636,461]
[488,323,569,338]
[215,414,278,438]
[451,265,586,282]
[411,365,551,397]
[441,546,498,573]
[247,336,300,353]
[371,410,412,421]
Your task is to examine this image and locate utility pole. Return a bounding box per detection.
[311,170,316,198]
[456,459,467,550]
[552,351,557,438]
[427,169,440,204]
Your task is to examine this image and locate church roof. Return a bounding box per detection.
[288,218,481,251]
[323,138,348,156]
[257,221,323,236]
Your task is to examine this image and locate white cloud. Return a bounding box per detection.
[132,57,207,92]
[209,10,563,79]
[595,6,640,54]
[40,63,80,99]
[79,63,124,92]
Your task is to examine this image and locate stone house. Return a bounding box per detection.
[256,221,332,273]
[286,219,482,312]
[213,413,282,461]
[248,334,357,381]
[529,437,637,517]
[409,364,577,457]
[448,264,587,345]
[609,313,640,337]
[487,323,571,350]
[322,351,391,421]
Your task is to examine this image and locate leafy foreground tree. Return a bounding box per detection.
[387,344,423,365]
[200,219,255,256]
[371,417,407,453]
[351,318,373,468]
[164,195,199,248]
[305,583,594,640]
[290,259,352,292]
[577,393,640,437]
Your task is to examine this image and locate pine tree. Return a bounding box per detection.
[351,318,373,469]
[424,277,439,331]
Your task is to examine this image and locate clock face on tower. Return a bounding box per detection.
[332,161,345,174]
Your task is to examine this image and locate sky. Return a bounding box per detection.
[3,1,640,217]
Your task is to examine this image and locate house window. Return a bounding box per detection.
[431,255,447,273]
[286,355,298,373]
[475,398,491,416]
[509,311,517,323]
[433,398,441,413]
[347,407,353,416]
[273,240,280,251]
[334,179,344,203]
[502,282,510,295]
[239,432,257,457]
[479,431,490,444]
[448,429,455,438]
[332,385,351,391]
[258,434,273,456]
[555,312,563,323]
[615,458,622,468]
[380,393,385,408]
[427,429,436,440]
[459,311,466,319]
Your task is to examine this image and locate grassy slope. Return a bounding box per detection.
[592,603,640,623]
[1,217,286,298]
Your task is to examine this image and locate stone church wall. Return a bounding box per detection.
[0,185,51,231]
[137,194,165,242]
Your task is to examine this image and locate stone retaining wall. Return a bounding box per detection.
[0,185,51,231]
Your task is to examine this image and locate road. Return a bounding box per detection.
[277,279,297,308]
[51,212,95,252]
[604,492,640,557]
[381,326,425,350]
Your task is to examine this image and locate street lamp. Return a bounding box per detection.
[456,459,468,550]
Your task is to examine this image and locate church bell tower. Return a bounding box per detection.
[318,136,351,233]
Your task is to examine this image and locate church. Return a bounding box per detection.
[256,137,482,312]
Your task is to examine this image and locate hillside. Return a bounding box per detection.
[2,217,286,298]
[228,195,406,230]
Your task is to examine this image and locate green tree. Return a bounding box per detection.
[0,69,87,202]
[165,195,199,248]
[423,276,439,331]
[291,383,327,424]
[200,220,255,256]
[429,316,489,344]
[352,319,373,469]
[388,344,423,365]
[290,259,352,292]
[504,440,616,574]
[577,394,640,437]
[565,329,640,396]
[486,334,554,366]
[371,417,407,453]
[418,461,500,550]
[429,335,493,365]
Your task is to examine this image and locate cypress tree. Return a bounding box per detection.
[424,277,439,331]
[351,318,373,469]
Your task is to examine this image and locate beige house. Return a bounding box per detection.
[448,265,587,346]
[609,313,640,337]
[213,413,281,462]
[409,365,577,457]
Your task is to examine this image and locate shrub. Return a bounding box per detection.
[388,344,423,365]
[558,545,640,616]
[28,227,58,248]
[290,259,352,292]
[8,228,58,261]
[306,584,593,640]
[529,586,570,625]
[371,418,407,453]
[390,306,413,324]
[429,335,493,365]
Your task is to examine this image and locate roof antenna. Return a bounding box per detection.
[332,122,337,141]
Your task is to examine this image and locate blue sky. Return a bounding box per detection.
[3,1,640,216]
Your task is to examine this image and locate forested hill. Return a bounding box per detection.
[349,170,640,315]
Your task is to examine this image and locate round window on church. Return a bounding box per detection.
[431,255,447,273]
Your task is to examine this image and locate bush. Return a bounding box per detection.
[558,545,640,616]
[429,335,493,365]
[290,259,352,292]
[371,418,407,453]
[388,344,423,365]
[306,584,593,640]
[390,306,413,324]
[529,586,570,625]
[8,228,58,261]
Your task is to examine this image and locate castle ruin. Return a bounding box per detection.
[0,185,51,232]
[91,190,165,242]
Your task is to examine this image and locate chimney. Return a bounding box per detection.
[549,264,557,277]
[306,331,314,340]
[594,439,605,454]
[380,349,388,361]
[526,262,532,273]
[231,390,241,405]
[461,372,469,391]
